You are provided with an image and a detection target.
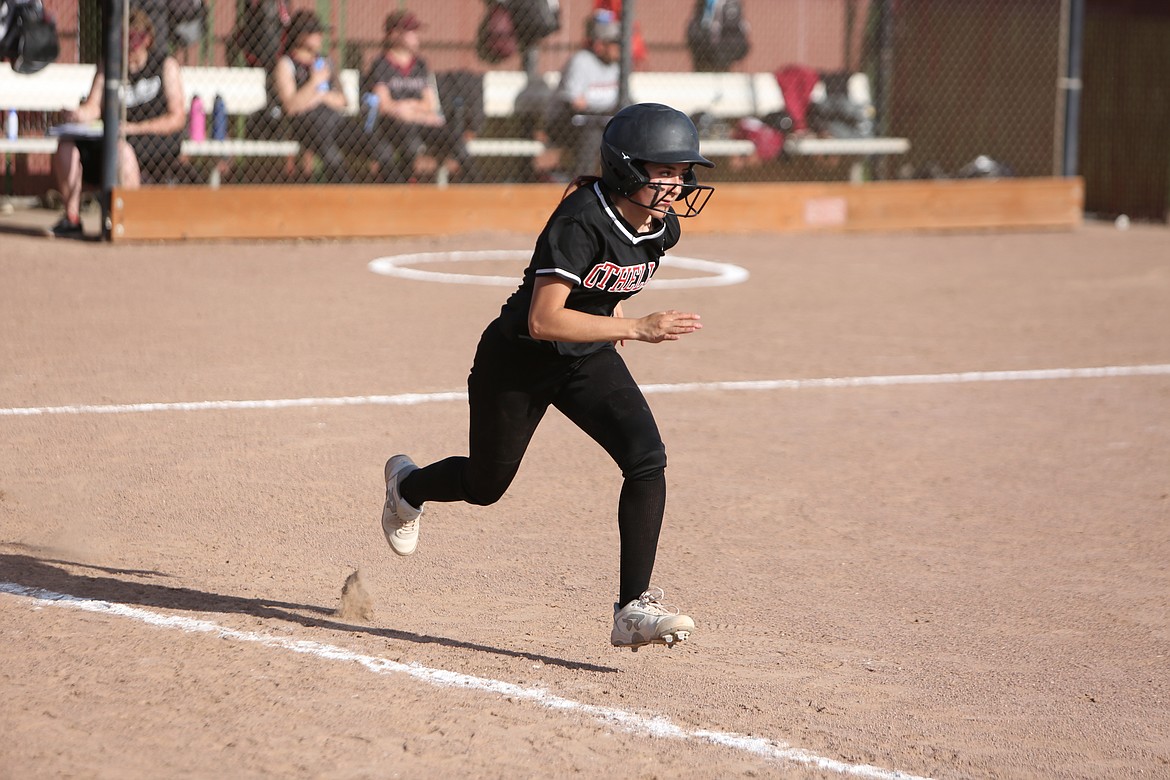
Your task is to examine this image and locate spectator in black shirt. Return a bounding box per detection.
[48,8,186,238]
[271,10,351,183]
[362,10,466,183]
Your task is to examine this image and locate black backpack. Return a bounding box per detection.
[0,0,59,74]
[229,0,287,69]
[686,0,750,72]
[508,0,560,51]
[475,1,516,63]
[806,72,875,139]
[436,70,486,137]
[168,0,207,48]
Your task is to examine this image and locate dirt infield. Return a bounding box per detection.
[1,222,1168,779]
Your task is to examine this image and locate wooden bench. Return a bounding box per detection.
[182,65,361,117]
[777,72,911,181]
[4,63,907,186]
[468,70,761,161]
[0,63,361,185]
[464,70,909,181]
[0,136,299,156]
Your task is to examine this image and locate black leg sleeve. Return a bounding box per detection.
[617,473,666,606]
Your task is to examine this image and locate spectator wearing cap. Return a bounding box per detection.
[532,13,622,181]
[360,10,467,183]
[270,9,351,182]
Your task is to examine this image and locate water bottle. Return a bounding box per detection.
[315,57,330,92]
[211,95,228,140]
[189,95,206,141]
[363,93,379,134]
[4,109,17,140]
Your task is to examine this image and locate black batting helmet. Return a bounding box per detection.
[600,103,715,218]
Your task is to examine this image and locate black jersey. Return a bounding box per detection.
[496,181,682,357]
[266,55,336,106]
[124,50,170,125]
[362,54,431,101]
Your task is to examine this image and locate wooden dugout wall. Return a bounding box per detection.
[109,178,1083,242]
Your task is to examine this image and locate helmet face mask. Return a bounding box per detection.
[633,165,713,219]
[600,103,715,218]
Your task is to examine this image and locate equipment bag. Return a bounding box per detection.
[806,72,875,139]
[509,0,560,50]
[686,0,749,72]
[475,0,516,63]
[0,0,59,74]
[229,0,289,69]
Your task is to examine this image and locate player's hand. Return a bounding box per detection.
[633,310,702,343]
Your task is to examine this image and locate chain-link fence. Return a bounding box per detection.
[8,0,1162,208]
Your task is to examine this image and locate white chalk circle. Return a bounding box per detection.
[368,250,748,289]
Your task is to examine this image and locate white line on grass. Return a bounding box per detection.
[0,582,932,779]
[1,364,1168,418]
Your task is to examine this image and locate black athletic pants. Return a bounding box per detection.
[369,119,468,183]
[289,105,351,183]
[400,320,667,607]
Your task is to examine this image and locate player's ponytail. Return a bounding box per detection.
[561,175,601,201]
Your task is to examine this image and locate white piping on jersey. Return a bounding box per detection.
[535,267,583,285]
[593,181,667,245]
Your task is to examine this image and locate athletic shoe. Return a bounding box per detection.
[610,587,695,649]
[47,216,84,239]
[381,454,422,556]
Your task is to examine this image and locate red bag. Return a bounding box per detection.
[732,117,782,161]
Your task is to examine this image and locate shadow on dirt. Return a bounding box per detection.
[0,549,617,674]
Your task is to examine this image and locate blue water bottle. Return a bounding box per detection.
[211,95,228,140]
[363,93,379,134]
[315,57,330,92]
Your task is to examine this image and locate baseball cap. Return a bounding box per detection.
[588,16,621,43]
[385,10,423,33]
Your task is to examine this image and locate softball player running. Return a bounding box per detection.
[381,103,715,649]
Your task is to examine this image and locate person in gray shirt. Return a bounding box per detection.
[532,13,621,181]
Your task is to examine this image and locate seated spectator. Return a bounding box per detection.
[532,13,620,182]
[362,10,466,183]
[592,0,647,68]
[270,9,351,183]
[48,7,186,238]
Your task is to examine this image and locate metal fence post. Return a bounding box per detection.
[618,0,634,109]
[100,0,124,241]
[1062,0,1084,177]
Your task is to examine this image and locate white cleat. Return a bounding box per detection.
[381,454,422,556]
[610,587,696,650]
